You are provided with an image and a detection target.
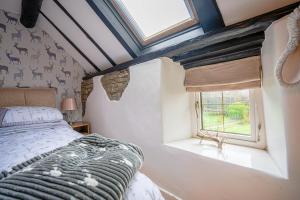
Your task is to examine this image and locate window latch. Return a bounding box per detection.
[257,123,262,141]
[195,100,199,119]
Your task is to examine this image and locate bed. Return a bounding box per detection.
[0,88,164,200]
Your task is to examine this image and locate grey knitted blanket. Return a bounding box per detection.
[0,134,144,200]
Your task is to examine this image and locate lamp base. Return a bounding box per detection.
[63,112,74,125]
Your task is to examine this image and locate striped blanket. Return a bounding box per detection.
[0,134,144,200]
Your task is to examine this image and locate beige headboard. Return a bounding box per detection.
[0,88,56,108]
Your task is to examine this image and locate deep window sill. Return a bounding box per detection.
[165,138,286,179]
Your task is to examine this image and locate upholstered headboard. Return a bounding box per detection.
[0,88,56,108]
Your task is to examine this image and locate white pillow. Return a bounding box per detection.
[1,106,63,127]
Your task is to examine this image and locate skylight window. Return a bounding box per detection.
[112,0,198,45]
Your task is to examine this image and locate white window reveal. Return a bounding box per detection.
[184,56,265,149]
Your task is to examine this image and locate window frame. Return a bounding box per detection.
[194,89,266,149]
[111,0,199,46]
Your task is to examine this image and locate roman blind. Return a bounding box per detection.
[184,56,262,92]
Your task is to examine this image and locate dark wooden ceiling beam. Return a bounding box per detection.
[164,21,269,58]
[83,21,269,79]
[83,2,300,79]
[172,32,264,63]
[181,43,262,66]
[192,0,225,32]
[182,47,261,69]
[87,0,140,58]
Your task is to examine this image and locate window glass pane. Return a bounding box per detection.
[201,91,222,105]
[224,104,251,135]
[202,105,223,132]
[223,90,250,135]
[223,90,249,104]
[201,90,251,136]
[117,0,192,38]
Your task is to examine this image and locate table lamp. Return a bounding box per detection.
[61,97,77,124]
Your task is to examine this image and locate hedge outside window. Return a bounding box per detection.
[201,90,251,136]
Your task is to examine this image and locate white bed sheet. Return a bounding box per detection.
[0,120,164,200]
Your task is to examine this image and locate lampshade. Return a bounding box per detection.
[61,97,77,111]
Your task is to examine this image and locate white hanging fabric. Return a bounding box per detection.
[275,6,300,87]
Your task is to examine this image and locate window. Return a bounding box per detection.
[111,0,198,45]
[194,89,265,147]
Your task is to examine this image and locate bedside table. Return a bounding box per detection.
[71,122,90,135]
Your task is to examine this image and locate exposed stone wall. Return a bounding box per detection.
[101,69,130,101]
[81,79,93,116]
[81,69,130,115]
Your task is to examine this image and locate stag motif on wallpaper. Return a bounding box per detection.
[0,65,8,74]
[30,50,41,63]
[11,29,22,41]
[14,43,28,55]
[6,50,21,64]
[42,30,49,38]
[45,45,56,60]
[61,67,71,77]
[56,76,66,85]
[13,68,24,81]
[55,42,65,53]
[30,31,42,43]
[3,11,18,25]
[0,23,6,33]
[43,62,54,73]
[30,66,43,80]
[60,55,67,66]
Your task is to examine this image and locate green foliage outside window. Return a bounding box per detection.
[225,102,249,123]
[201,90,251,135]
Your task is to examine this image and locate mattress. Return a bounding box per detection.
[0,120,164,200]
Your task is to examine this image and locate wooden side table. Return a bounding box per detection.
[71,122,90,135]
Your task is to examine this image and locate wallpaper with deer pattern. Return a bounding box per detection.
[0,9,85,121]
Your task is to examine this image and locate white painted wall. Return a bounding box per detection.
[84,17,300,200]
[161,58,192,143]
[84,59,164,169]
[261,17,289,177]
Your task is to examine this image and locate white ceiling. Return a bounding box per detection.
[216,0,299,26]
[58,0,131,65]
[0,0,298,74]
